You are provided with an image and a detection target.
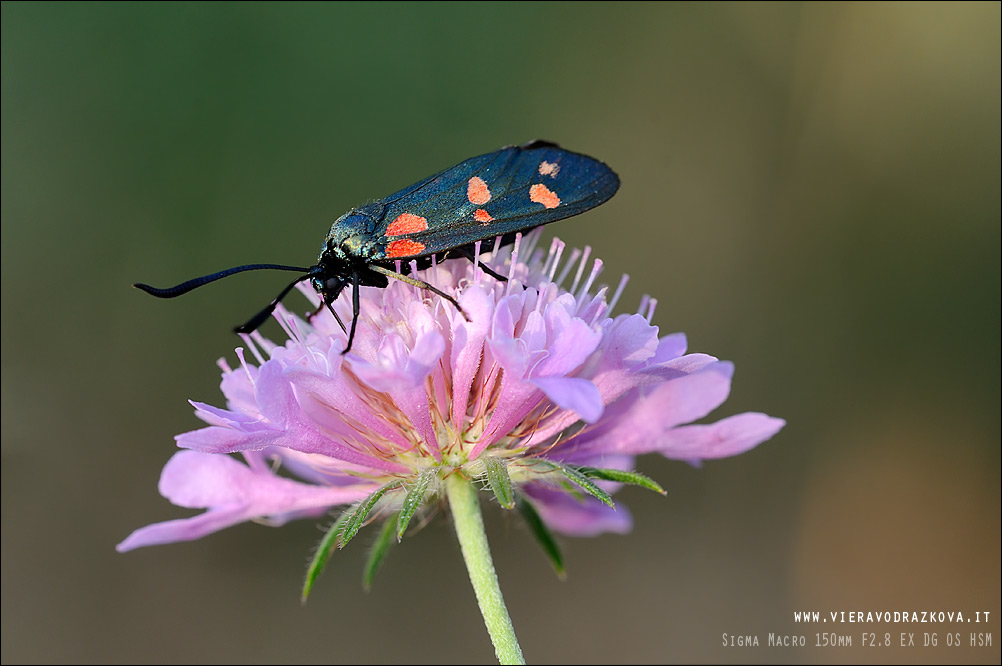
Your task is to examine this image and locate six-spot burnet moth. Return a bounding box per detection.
[134,140,620,353]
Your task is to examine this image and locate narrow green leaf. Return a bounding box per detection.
[397,469,434,539]
[516,495,565,579]
[363,513,398,591]
[576,466,666,495]
[302,510,350,603]
[341,480,403,548]
[554,463,615,508]
[485,457,515,509]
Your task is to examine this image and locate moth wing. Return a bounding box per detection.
[370,142,619,260]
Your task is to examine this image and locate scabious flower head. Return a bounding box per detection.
[118,231,784,554]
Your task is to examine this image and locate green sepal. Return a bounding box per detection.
[575,466,666,495]
[363,513,398,591]
[552,463,615,508]
[397,469,435,539]
[301,510,351,603]
[341,480,403,548]
[516,495,565,579]
[485,457,515,509]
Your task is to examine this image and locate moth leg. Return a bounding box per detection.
[305,300,344,332]
[324,300,348,334]
[342,271,361,354]
[306,296,347,335]
[456,247,508,282]
[368,264,470,321]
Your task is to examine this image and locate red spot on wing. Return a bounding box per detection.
[529,183,561,209]
[538,161,560,177]
[467,177,491,205]
[385,239,426,258]
[386,213,428,236]
[474,208,493,223]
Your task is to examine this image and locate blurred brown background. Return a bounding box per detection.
[2,3,998,664]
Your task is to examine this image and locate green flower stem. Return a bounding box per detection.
[445,472,525,665]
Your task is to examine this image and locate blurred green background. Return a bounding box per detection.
[2,2,999,664]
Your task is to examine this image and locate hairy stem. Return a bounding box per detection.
[445,472,525,665]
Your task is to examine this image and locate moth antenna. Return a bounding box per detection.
[134,263,313,299]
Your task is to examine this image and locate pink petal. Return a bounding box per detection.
[116,451,375,552]
[285,368,410,448]
[534,311,601,377]
[575,361,735,455]
[651,332,688,363]
[177,418,408,475]
[176,425,272,452]
[520,309,548,353]
[525,488,633,537]
[451,285,492,428]
[190,401,266,430]
[158,450,254,507]
[116,507,248,551]
[601,314,661,367]
[656,412,786,460]
[491,291,523,344]
[348,328,444,447]
[486,336,529,378]
[254,360,300,427]
[474,376,543,456]
[642,352,719,381]
[530,376,603,423]
[523,315,660,446]
[219,363,258,412]
[160,451,372,509]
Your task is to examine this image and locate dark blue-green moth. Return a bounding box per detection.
[135,140,620,352]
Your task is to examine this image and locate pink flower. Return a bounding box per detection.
[118,232,784,555]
